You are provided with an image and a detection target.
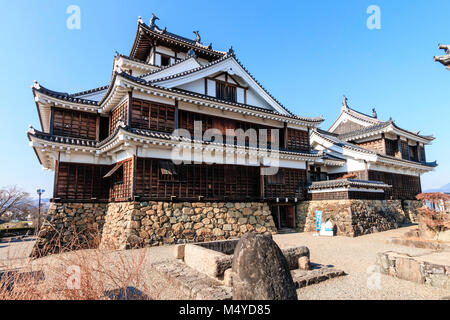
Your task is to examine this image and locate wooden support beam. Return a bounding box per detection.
[127,91,133,126]
[259,163,265,200]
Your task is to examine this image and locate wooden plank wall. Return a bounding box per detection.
[264,168,307,200]
[286,128,310,153]
[109,158,134,201]
[134,158,260,201]
[109,100,129,135]
[131,98,175,133]
[357,138,385,154]
[54,162,110,201]
[178,110,279,148]
[52,108,98,140]
[368,170,421,200]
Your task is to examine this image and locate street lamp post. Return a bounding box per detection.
[36,188,45,235]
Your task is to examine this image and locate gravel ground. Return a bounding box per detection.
[1,227,449,300]
[273,227,450,300]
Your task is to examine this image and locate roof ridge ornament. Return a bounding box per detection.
[137,16,144,25]
[438,43,450,55]
[149,13,159,28]
[342,95,349,110]
[227,46,235,56]
[32,80,40,90]
[28,125,35,134]
[193,31,201,44]
[372,108,377,118]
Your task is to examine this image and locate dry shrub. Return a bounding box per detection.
[0,229,160,300]
[416,193,450,234]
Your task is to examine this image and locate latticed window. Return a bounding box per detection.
[216,81,237,102]
[286,128,310,152]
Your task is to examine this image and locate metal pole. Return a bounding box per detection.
[37,191,41,235]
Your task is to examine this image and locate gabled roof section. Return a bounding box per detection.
[148,53,296,116]
[329,96,381,134]
[310,128,437,171]
[106,71,323,126]
[312,128,376,155]
[338,120,435,143]
[130,17,225,61]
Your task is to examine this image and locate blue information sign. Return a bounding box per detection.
[315,210,322,231]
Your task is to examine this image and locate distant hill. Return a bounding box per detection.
[425,183,450,193]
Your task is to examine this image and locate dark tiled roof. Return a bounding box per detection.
[346,106,380,122]
[313,129,437,168]
[308,179,391,190]
[321,153,346,162]
[377,153,438,168]
[33,84,100,106]
[138,22,225,55]
[70,85,109,99]
[338,120,435,142]
[27,129,97,147]
[314,129,375,154]
[338,121,392,140]
[29,125,321,159]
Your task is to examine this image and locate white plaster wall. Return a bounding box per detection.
[144,59,201,82]
[246,88,272,110]
[176,79,205,95]
[206,79,216,97]
[236,87,245,104]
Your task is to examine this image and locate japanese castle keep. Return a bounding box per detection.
[28,15,437,252]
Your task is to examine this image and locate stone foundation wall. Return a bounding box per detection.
[33,201,276,255]
[100,201,277,250]
[297,200,408,237]
[32,202,108,257]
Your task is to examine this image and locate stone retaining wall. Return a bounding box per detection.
[32,202,107,257]
[100,201,277,250]
[33,201,276,255]
[297,200,409,237]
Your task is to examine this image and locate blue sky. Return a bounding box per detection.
[0,0,449,197]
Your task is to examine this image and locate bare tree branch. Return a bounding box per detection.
[0,185,35,218]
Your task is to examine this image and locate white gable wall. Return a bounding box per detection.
[206,79,216,96]
[143,58,201,82]
[246,88,272,110]
[177,78,205,95]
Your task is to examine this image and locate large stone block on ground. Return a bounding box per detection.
[231,233,297,300]
[184,244,232,278]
